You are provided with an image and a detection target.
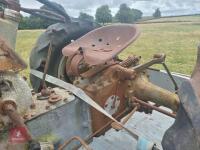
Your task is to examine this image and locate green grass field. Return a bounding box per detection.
[16,30,43,79]
[16,16,200,80]
[140,15,200,23]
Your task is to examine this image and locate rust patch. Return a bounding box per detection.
[0,37,27,72]
[48,94,62,103]
[74,64,134,133]
[62,24,140,66]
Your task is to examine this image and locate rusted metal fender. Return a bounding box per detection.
[162,45,200,150]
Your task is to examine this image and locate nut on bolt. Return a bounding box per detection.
[0,100,17,115]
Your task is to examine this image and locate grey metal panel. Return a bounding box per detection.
[147,69,189,92]
[26,98,92,150]
[86,110,174,150]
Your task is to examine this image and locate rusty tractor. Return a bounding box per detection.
[0,0,200,150]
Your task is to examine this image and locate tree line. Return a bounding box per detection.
[19,3,161,29]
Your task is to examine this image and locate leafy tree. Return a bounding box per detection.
[19,15,55,30]
[115,4,135,23]
[95,5,112,24]
[79,12,94,22]
[132,9,143,21]
[153,8,161,18]
[19,5,57,30]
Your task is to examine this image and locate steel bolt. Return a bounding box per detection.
[45,105,50,110]
[30,103,36,109]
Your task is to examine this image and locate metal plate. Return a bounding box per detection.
[26,97,92,150]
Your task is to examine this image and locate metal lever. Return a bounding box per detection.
[111,106,139,130]
[133,53,166,72]
[133,53,178,91]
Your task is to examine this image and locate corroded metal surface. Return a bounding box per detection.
[131,73,179,111]
[25,87,75,120]
[72,62,179,133]
[73,64,136,133]
[0,73,32,121]
[26,87,92,150]
[61,24,179,135]
[131,97,176,118]
[30,65,189,150]
[0,37,27,72]
[62,24,140,67]
[0,73,32,150]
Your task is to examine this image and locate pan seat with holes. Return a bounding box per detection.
[62,24,140,66]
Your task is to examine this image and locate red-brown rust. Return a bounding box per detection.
[83,65,133,133]
[62,24,140,66]
[48,94,62,103]
[132,97,176,118]
[0,37,27,72]
[2,103,32,140]
[87,87,126,134]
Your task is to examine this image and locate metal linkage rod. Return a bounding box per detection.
[132,97,176,118]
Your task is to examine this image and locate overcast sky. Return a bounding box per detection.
[20,0,200,17]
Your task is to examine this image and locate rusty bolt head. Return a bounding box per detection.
[22,76,27,81]
[1,101,17,114]
[31,113,36,118]
[51,90,55,94]
[48,94,62,103]
[30,103,36,109]
[23,114,29,120]
[45,105,50,110]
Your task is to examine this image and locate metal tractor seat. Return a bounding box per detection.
[62,24,140,76]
